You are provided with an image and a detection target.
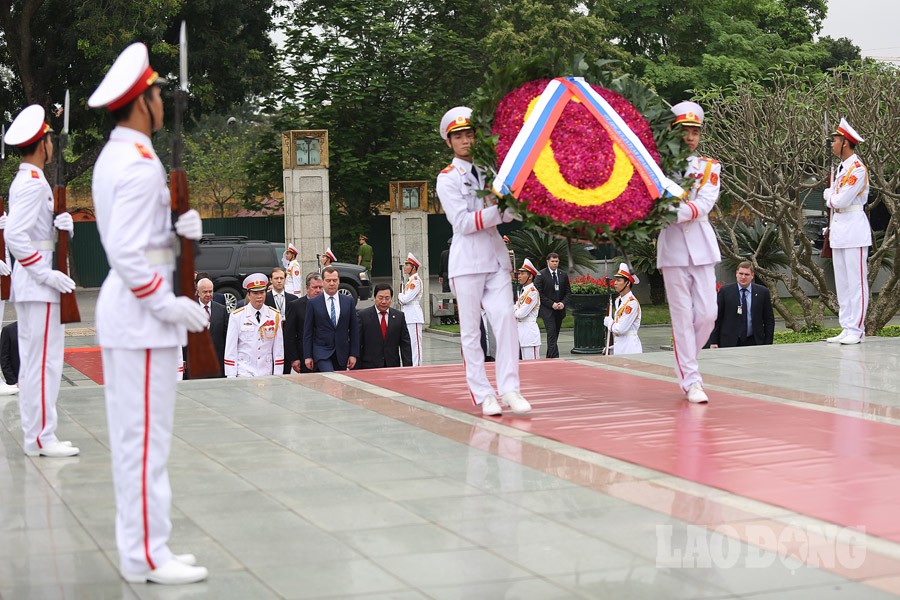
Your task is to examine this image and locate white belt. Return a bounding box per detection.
[614,330,638,337]
[33,240,54,251]
[691,216,709,222]
[519,318,538,323]
[834,205,863,214]
[146,248,176,266]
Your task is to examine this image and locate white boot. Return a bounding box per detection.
[686,383,709,404]
[825,330,848,343]
[481,395,502,417]
[501,391,532,416]
[121,559,209,585]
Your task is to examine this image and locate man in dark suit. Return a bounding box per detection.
[358,284,412,369]
[303,267,359,372]
[533,252,571,358]
[265,267,298,318]
[284,272,324,373]
[708,261,775,348]
[195,278,228,377]
[196,271,226,305]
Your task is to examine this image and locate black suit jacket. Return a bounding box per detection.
[708,283,775,347]
[303,293,359,368]
[0,321,19,385]
[534,267,572,319]
[357,306,412,369]
[265,290,298,315]
[207,301,228,375]
[284,296,311,373]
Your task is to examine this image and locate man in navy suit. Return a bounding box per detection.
[303,267,359,371]
[708,261,775,348]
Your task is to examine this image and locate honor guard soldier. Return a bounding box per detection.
[282,242,303,295]
[436,106,531,416]
[604,263,643,355]
[397,252,425,365]
[824,118,871,345]
[320,247,336,269]
[224,273,285,377]
[89,42,209,584]
[514,259,541,360]
[658,101,721,403]
[4,105,79,457]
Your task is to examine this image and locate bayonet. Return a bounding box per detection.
[0,123,8,300]
[54,89,81,323]
[179,21,189,93]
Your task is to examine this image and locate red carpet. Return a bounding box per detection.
[348,360,900,543]
[64,347,104,384]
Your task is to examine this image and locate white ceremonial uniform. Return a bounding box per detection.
[609,291,642,355]
[437,158,520,404]
[283,258,303,295]
[92,126,185,575]
[514,282,540,360]
[824,154,871,338]
[657,155,721,391]
[397,272,424,366]
[223,304,284,377]
[5,164,65,453]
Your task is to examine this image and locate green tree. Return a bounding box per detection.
[183,115,256,217]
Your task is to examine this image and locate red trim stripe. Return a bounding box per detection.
[107,66,159,111]
[132,274,162,299]
[36,303,51,449]
[474,210,483,231]
[20,251,42,267]
[223,359,235,365]
[857,248,867,329]
[671,326,687,390]
[19,123,51,148]
[142,349,155,570]
[415,324,421,365]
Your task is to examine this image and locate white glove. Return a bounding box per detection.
[54,212,74,236]
[174,209,203,241]
[603,316,613,328]
[42,270,76,294]
[0,261,9,277]
[667,203,680,213]
[0,213,7,230]
[501,207,523,223]
[161,296,208,332]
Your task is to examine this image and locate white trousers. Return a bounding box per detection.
[832,247,869,338]
[520,345,540,360]
[662,265,717,391]
[451,271,519,404]
[612,335,643,355]
[102,346,179,575]
[17,302,64,453]
[407,323,423,366]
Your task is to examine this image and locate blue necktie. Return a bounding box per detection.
[330,296,337,327]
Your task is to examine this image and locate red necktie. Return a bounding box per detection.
[380,311,388,339]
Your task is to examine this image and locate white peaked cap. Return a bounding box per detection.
[517,258,538,277]
[405,252,420,268]
[671,101,704,127]
[88,42,161,110]
[324,248,336,261]
[615,262,639,285]
[440,106,473,140]
[4,105,51,147]
[835,117,864,144]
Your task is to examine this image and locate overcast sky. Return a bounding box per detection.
[820,0,900,62]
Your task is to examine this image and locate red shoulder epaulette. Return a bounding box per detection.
[30,170,40,179]
[440,164,454,174]
[853,161,863,169]
[699,156,720,164]
[135,143,154,160]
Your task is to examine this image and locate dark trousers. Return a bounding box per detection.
[736,336,757,347]
[542,311,564,358]
[315,355,343,372]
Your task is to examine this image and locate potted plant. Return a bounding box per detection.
[569,275,616,354]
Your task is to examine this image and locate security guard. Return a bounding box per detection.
[436,106,531,417]
[320,247,336,269]
[397,252,424,366]
[89,42,209,584]
[604,263,643,355]
[282,242,303,295]
[224,273,285,376]
[4,104,79,458]
[657,101,721,403]
[514,259,540,360]
[824,118,870,345]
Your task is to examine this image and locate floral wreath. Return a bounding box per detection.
[471,55,689,247]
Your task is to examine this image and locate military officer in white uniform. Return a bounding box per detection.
[657,101,721,403]
[282,242,303,295]
[320,247,336,269]
[436,106,531,417]
[514,259,541,360]
[604,263,643,355]
[823,118,871,345]
[4,105,79,457]
[397,252,424,366]
[89,42,210,585]
[224,273,285,376]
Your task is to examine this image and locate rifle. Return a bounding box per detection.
[54,91,82,323]
[0,125,9,300]
[821,111,834,259]
[171,21,220,379]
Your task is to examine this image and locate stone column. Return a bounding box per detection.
[282,130,330,279]
[389,181,430,323]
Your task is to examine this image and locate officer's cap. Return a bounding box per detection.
[834,117,864,145]
[671,101,704,128]
[440,106,473,140]
[614,262,639,285]
[88,43,162,111]
[243,273,268,291]
[324,248,336,262]
[405,252,420,269]
[517,258,538,277]
[4,105,51,147]
[286,243,299,256]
